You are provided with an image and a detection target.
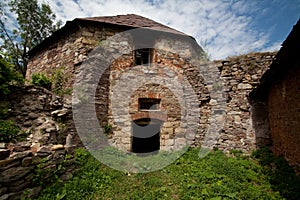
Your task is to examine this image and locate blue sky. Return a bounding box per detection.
[28,0,300,59]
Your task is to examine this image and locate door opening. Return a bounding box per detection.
[131,118,161,154]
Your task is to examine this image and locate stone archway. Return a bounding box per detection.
[131,118,163,153]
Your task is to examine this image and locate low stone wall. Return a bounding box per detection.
[0,143,76,199]
[0,86,78,199]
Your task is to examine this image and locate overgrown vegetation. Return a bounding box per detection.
[51,67,71,96]
[102,124,112,135]
[32,148,300,200]
[30,67,71,96]
[31,73,52,90]
[0,54,24,135]
[0,119,26,143]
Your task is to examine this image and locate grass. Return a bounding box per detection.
[32,147,300,200]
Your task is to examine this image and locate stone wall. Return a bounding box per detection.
[27,23,124,88]
[268,66,300,172]
[0,143,76,199]
[213,52,276,151]
[26,22,278,153]
[107,36,207,151]
[0,86,78,199]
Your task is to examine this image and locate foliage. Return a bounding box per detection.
[32,148,300,200]
[31,73,52,90]
[0,54,24,98]
[30,67,71,95]
[0,101,10,119]
[33,158,65,187]
[102,124,112,135]
[0,0,61,77]
[51,67,70,96]
[0,119,21,142]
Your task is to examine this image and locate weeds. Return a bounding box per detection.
[33,148,300,199]
[0,119,25,143]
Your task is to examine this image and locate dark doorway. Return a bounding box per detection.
[131,119,161,153]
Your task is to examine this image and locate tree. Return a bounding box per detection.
[0,52,23,98]
[0,0,61,77]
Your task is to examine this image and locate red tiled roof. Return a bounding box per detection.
[75,14,188,36]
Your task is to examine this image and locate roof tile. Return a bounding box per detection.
[76,14,188,36]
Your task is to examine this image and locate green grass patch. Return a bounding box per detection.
[32,148,300,200]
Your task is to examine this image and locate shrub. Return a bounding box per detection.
[0,120,20,143]
[31,73,52,90]
[51,67,70,95]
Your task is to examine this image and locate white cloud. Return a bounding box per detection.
[43,0,279,60]
[261,41,281,52]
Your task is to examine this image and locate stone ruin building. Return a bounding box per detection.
[1,14,298,198]
[26,14,300,168]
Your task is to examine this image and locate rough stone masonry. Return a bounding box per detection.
[25,15,277,153]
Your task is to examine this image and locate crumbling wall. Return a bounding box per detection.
[214,52,275,151]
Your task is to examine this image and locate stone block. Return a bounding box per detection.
[162,128,173,135]
[0,166,34,183]
[237,83,252,90]
[81,31,93,37]
[21,157,32,167]
[50,144,64,151]
[0,149,10,160]
[165,139,174,146]
[0,187,7,196]
[28,113,39,120]
[0,143,6,149]
[0,159,13,168]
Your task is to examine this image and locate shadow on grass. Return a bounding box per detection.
[252,147,300,200]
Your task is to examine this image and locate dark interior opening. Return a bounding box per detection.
[135,48,151,66]
[131,118,161,153]
[139,98,161,110]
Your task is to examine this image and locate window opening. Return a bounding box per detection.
[135,48,151,66]
[139,98,161,110]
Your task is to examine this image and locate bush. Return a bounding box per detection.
[51,67,70,95]
[0,120,20,143]
[31,73,52,90]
